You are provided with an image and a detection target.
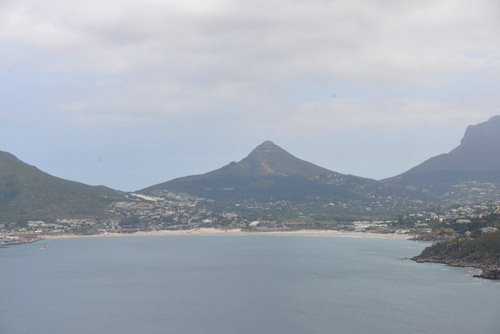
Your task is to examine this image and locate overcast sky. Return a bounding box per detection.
[1,0,499,191]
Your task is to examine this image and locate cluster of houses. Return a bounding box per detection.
[0,234,41,247]
[2,194,500,239]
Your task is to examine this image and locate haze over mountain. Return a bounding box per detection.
[140,141,398,203]
[0,150,126,221]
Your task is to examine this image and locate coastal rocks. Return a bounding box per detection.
[474,268,500,279]
[412,255,500,280]
[411,231,500,280]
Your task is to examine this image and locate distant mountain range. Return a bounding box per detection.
[142,116,500,207]
[2,115,500,221]
[0,151,126,221]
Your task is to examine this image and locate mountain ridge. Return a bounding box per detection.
[140,140,401,204]
[0,150,126,221]
[385,115,500,185]
[3,115,500,222]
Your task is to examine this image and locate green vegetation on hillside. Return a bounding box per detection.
[0,151,126,222]
[412,213,500,279]
[413,231,500,266]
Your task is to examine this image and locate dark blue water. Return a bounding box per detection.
[1,235,499,334]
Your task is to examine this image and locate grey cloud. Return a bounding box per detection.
[3,0,498,82]
[1,0,500,189]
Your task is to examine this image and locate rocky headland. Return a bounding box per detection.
[412,231,500,279]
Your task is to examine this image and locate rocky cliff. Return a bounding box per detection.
[412,230,500,279]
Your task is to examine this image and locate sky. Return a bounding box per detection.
[1,0,500,191]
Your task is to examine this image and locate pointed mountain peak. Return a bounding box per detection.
[250,141,286,154]
[141,141,370,201]
[245,141,294,163]
[236,141,334,177]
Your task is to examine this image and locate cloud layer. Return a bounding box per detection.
[1,0,499,190]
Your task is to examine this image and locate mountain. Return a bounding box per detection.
[141,116,500,215]
[140,141,385,202]
[387,116,500,184]
[0,150,126,221]
[383,116,500,204]
[224,140,334,178]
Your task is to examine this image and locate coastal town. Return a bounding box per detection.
[2,190,499,246]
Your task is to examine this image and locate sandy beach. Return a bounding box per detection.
[41,228,411,239]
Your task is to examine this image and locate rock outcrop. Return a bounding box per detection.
[474,267,500,279]
[412,231,500,280]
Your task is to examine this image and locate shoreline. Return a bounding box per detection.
[413,257,500,280]
[40,228,412,240]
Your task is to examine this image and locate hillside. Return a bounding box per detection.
[4,115,500,224]
[139,116,500,219]
[412,231,500,279]
[0,150,126,222]
[384,116,500,203]
[140,141,403,204]
[412,213,500,279]
[387,116,500,183]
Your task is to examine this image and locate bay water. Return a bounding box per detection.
[1,235,499,334]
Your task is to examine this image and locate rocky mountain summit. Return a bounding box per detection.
[228,140,335,177]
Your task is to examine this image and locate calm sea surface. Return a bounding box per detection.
[1,235,499,334]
